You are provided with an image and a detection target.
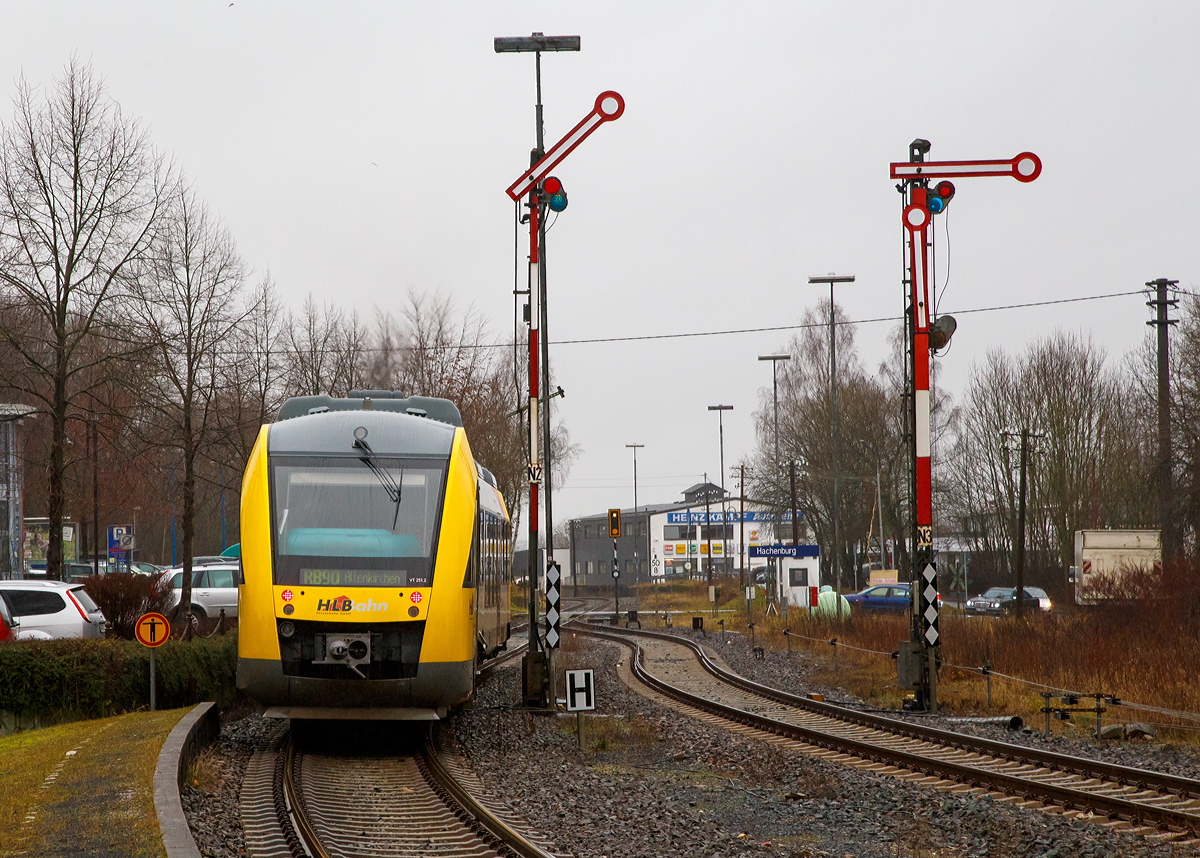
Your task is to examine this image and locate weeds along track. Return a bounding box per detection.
[576,623,1200,841]
[240,721,559,858]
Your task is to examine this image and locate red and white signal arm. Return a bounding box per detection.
[565,668,595,712]
[135,612,171,648]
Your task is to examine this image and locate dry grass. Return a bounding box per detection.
[0,707,190,857]
[631,578,1200,740]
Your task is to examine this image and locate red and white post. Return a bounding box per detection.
[890,144,1041,709]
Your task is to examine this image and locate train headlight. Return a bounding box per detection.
[279,621,296,638]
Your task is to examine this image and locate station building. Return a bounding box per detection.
[567,482,808,589]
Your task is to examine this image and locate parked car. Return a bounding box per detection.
[0,594,17,641]
[0,580,107,638]
[965,586,1052,617]
[164,564,239,620]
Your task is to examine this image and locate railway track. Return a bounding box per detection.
[240,722,560,858]
[576,623,1200,841]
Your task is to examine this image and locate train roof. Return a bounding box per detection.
[269,408,456,458]
[278,392,463,427]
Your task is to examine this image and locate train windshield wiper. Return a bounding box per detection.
[353,435,404,530]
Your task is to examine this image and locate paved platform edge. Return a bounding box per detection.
[154,702,220,858]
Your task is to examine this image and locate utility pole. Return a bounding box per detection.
[789,461,800,545]
[1147,278,1178,566]
[708,405,733,579]
[1002,427,1040,618]
[739,464,746,590]
[1016,429,1029,619]
[626,444,643,605]
[704,472,713,587]
[90,422,99,576]
[808,275,855,619]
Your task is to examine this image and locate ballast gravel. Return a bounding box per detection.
[450,630,1199,858]
[182,627,1198,858]
[180,709,274,858]
[679,625,1200,782]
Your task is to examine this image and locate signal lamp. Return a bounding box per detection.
[608,508,621,538]
[543,176,568,212]
[927,180,955,214]
[929,314,957,352]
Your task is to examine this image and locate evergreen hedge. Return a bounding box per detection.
[0,633,238,719]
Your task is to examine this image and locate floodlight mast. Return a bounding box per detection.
[890,142,1041,712]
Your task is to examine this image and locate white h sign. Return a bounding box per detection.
[565,669,595,712]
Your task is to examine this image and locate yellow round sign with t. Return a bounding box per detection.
[135,612,170,710]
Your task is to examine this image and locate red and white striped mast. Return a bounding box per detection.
[890,142,1041,710]
[504,86,624,704]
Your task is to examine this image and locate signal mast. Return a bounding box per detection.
[890,140,1041,710]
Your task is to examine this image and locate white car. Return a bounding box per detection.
[164,564,239,620]
[0,580,107,639]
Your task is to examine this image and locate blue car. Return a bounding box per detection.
[845,582,941,615]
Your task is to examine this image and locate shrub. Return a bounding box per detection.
[84,572,173,639]
[0,634,238,719]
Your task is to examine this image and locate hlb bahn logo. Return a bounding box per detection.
[316,595,388,613]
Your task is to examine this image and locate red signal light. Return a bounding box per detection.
[543,176,563,195]
[927,180,956,215]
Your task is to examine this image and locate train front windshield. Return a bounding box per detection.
[270,456,447,587]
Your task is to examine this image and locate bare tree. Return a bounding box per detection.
[126,184,247,627]
[283,295,367,397]
[385,290,533,529]
[0,61,170,578]
[219,273,288,466]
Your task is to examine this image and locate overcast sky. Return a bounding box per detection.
[3,3,1196,534]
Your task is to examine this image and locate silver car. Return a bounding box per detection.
[0,580,107,638]
[165,564,239,621]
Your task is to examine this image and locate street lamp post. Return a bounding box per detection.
[626,444,644,607]
[707,405,733,579]
[758,354,790,474]
[807,274,855,619]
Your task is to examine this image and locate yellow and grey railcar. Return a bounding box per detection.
[236,392,512,719]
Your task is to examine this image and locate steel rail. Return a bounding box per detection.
[582,623,1200,799]
[282,734,329,858]
[279,728,554,858]
[576,624,1200,834]
[418,726,557,858]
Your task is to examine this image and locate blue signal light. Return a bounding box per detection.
[927,180,955,215]
[548,191,568,212]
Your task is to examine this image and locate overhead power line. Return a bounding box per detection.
[83,288,1157,357]
[551,289,1148,346]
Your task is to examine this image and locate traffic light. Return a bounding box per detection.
[608,508,621,538]
[543,176,568,212]
[927,180,955,214]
